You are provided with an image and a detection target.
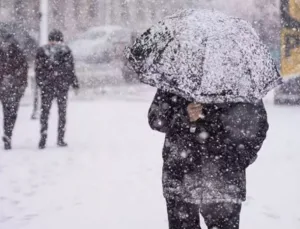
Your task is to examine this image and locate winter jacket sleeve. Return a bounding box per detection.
[35,47,46,88]
[148,89,190,134]
[11,44,28,89]
[219,102,269,170]
[65,48,79,89]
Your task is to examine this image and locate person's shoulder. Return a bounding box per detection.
[57,43,72,53]
[64,45,73,55]
[230,100,265,108]
[37,45,49,53]
[242,100,266,111]
[35,47,44,58]
[55,44,73,58]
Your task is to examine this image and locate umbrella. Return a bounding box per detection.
[125,9,282,103]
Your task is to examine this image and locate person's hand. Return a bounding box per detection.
[187,103,203,122]
[74,88,79,96]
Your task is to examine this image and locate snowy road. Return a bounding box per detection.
[0,87,300,229]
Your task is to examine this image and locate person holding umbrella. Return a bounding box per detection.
[125,10,281,229]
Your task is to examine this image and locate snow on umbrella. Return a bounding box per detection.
[125,9,282,103]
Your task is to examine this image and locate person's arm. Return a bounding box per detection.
[12,44,28,89]
[220,102,269,170]
[148,89,190,134]
[35,47,46,88]
[65,48,79,89]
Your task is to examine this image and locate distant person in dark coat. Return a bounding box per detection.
[35,29,79,149]
[148,89,269,229]
[0,30,28,150]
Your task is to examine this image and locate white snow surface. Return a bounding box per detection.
[0,86,299,229]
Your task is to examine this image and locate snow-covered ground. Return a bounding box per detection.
[0,86,299,229]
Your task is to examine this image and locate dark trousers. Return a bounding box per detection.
[166,199,241,229]
[2,97,21,139]
[31,80,39,118]
[40,89,68,141]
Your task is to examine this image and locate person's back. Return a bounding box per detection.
[0,29,28,149]
[148,89,269,229]
[0,31,28,96]
[35,43,76,92]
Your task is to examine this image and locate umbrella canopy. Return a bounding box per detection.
[125,9,282,103]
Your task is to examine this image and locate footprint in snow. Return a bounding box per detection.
[0,216,13,223]
[263,211,280,220]
[55,206,64,211]
[13,186,21,194]
[22,214,39,222]
[23,191,36,197]
[11,199,20,205]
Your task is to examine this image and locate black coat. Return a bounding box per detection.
[0,40,28,102]
[35,43,79,93]
[148,89,269,205]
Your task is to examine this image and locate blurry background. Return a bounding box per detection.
[0,0,280,50]
[0,0,281,99]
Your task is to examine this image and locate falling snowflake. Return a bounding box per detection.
[199,131,209,140]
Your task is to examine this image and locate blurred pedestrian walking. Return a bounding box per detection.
[35,29,79,149]
[0,29,28,150]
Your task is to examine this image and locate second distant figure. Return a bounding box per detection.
[35,29,79,149]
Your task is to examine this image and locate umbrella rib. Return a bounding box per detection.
[193,38,208,93]
[153,37,175,65]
